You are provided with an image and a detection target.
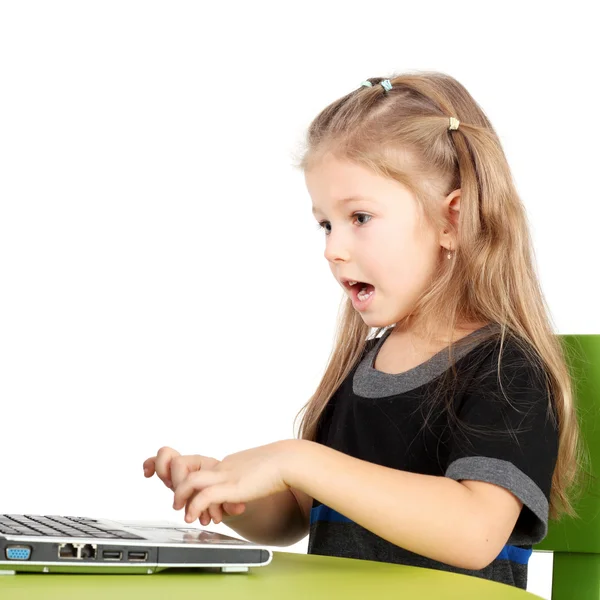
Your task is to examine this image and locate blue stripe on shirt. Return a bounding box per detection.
[310,504,532,565]
[310,504,351,524]
[496,544,532,564]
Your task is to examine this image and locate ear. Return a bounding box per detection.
[439,188,461,250]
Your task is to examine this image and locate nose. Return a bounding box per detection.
[324,229,351,264]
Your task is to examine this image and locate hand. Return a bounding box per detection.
[172,440,298,523]
[143,446,246,525]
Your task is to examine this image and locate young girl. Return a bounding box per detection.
[143,71,580,590]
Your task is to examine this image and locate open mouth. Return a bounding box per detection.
[344,280,376,303]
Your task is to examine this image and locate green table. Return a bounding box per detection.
[0,551,540,599]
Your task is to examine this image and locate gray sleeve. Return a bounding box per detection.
[445,456,549,544]
[443,339,558,546]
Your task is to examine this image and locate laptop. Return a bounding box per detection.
[0,514,272,574]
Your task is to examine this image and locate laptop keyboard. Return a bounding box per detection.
[0,515,145,539]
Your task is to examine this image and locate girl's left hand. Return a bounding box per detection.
[172,440,300,523]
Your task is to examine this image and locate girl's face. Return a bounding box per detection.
[305,154,456,329]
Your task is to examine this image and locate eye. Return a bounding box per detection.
[316,213,372,235]
[353,213,372,226]
[317,220,331,235]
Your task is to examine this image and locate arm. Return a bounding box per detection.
[285,440,522,570]
[222,486,312,547]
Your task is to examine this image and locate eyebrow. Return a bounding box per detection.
[311,195,371,215]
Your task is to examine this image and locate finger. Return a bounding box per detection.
[223,502,246,517]
[154,447,180,488]
[142,457,156,478]
[173,470,226,511]
[208,503,223,524]
[171,455,218,490]
[170,455,201,490]
[199,510,211,527]
[185,485,241,524]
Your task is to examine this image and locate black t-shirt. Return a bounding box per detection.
[308,324,558,590]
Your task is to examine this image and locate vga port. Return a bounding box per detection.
[5,546,32,560]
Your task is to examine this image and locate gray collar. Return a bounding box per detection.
[353,324,498,398]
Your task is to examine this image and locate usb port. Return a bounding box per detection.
[102,550,122,561]
[127,551,148,562]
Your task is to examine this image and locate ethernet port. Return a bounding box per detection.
[58,543,77,559]
[80,544,97,560]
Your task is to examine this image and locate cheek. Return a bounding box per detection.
[371,223,416,263]
[372,225,438,284]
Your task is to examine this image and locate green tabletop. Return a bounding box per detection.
[0,551,540,599]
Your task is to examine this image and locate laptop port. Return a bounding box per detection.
[58,543,77,559]
[102,550,123,561]
[5,546,32,560]
[127,551,148,562]
[80,544,97,559]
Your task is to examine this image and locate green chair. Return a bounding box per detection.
[534,334,600,599]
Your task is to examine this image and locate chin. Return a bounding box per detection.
[359,313,396,329]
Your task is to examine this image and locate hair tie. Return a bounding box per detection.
[360,79,392,92]
[448,117,460,131]
[380,79,393,92]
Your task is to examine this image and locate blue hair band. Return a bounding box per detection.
[360,79,392,92]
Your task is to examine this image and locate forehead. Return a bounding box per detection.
[306,154,414,215]
[305,155,379,197]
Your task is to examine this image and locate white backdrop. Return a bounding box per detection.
[1,2,598,598]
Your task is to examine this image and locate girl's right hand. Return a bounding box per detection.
[143,446,246,526]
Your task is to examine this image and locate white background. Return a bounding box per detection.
[1,2,598,598]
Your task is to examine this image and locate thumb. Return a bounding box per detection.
[222,502,246,516]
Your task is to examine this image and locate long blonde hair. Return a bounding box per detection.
[292,70,582,520]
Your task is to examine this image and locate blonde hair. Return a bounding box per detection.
[292,70,582,520]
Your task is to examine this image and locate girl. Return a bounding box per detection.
[143,71,581,590]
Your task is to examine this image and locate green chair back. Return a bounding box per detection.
[534,334,600,599]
